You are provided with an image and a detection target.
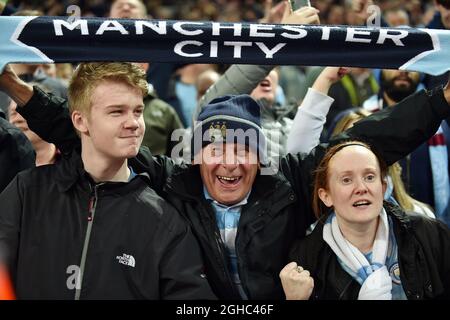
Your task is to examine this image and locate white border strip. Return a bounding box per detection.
[399,28,440,71]
[10,16,54,63]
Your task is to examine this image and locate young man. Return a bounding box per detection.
[0,62,215,300]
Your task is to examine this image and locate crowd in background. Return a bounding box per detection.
[3,0,441,26]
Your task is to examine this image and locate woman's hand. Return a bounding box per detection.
[279,262,314,300]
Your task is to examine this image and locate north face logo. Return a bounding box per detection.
[116,254,135,267]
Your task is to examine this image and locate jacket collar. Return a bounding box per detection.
[383,201,412,230]
[54,152,151,194]
[53,152,85,192]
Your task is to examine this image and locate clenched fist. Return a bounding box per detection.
[279,262,314,300]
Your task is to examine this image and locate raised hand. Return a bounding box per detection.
[259,0,288,24]
[281,2,320,25]
[279,262,314,300]
[312,67,350,95]
[0,65,34,107]
[351,0,374,21]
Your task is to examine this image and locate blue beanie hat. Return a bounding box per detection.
[191,94,267,164]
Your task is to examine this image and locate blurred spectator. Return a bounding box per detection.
[8,83,60,166]
[385,8,410,26]
[363,69,450,220]
[325,4,346,25]
[422,5,438,27]
[429,0,450,29]
[175,64,216,127]
[0,115,35,193]
[41,64,57,78]
[325,67,379,133]
[55,63,74,84]
[196,69,221,101]
[109,0,148,19]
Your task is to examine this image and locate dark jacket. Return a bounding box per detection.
[0,152,215,300]
[427,12,446,30]
[0,117,35,193]
[288,202,450,300]
[17,86,450,299]
[362,92,450,216]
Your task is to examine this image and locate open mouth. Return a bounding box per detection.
[352,200,371,208]
[217,175,242,187]
[259,79,272,91]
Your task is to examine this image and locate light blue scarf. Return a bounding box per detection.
[323,209,392,300]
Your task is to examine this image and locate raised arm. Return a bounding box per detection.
[0,65,78,155]
[280,82,450,235]
[286,67,349,155]
[0,65,33,107]
[339,83,450,166]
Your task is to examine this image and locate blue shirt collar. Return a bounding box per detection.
[128,166,137,182]
[203,185,251,209]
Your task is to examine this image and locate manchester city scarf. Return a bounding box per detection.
[1,16,450,75]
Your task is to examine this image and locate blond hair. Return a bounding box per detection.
[331,108,371,138]
[68,62,148,116]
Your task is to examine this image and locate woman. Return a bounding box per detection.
[329,108,434,218]
[288,67,434,218]
[280,141,450,300]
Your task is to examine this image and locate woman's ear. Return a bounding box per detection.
[318,188,333,208]
[71,110,88,135]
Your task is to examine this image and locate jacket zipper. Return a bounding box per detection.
[213,229,241,297]
[201,205,238,297]
[235,199,262,300]
[75,184,102,300]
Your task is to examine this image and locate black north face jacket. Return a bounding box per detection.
[0,152,215,299]
[17,86,450,299]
